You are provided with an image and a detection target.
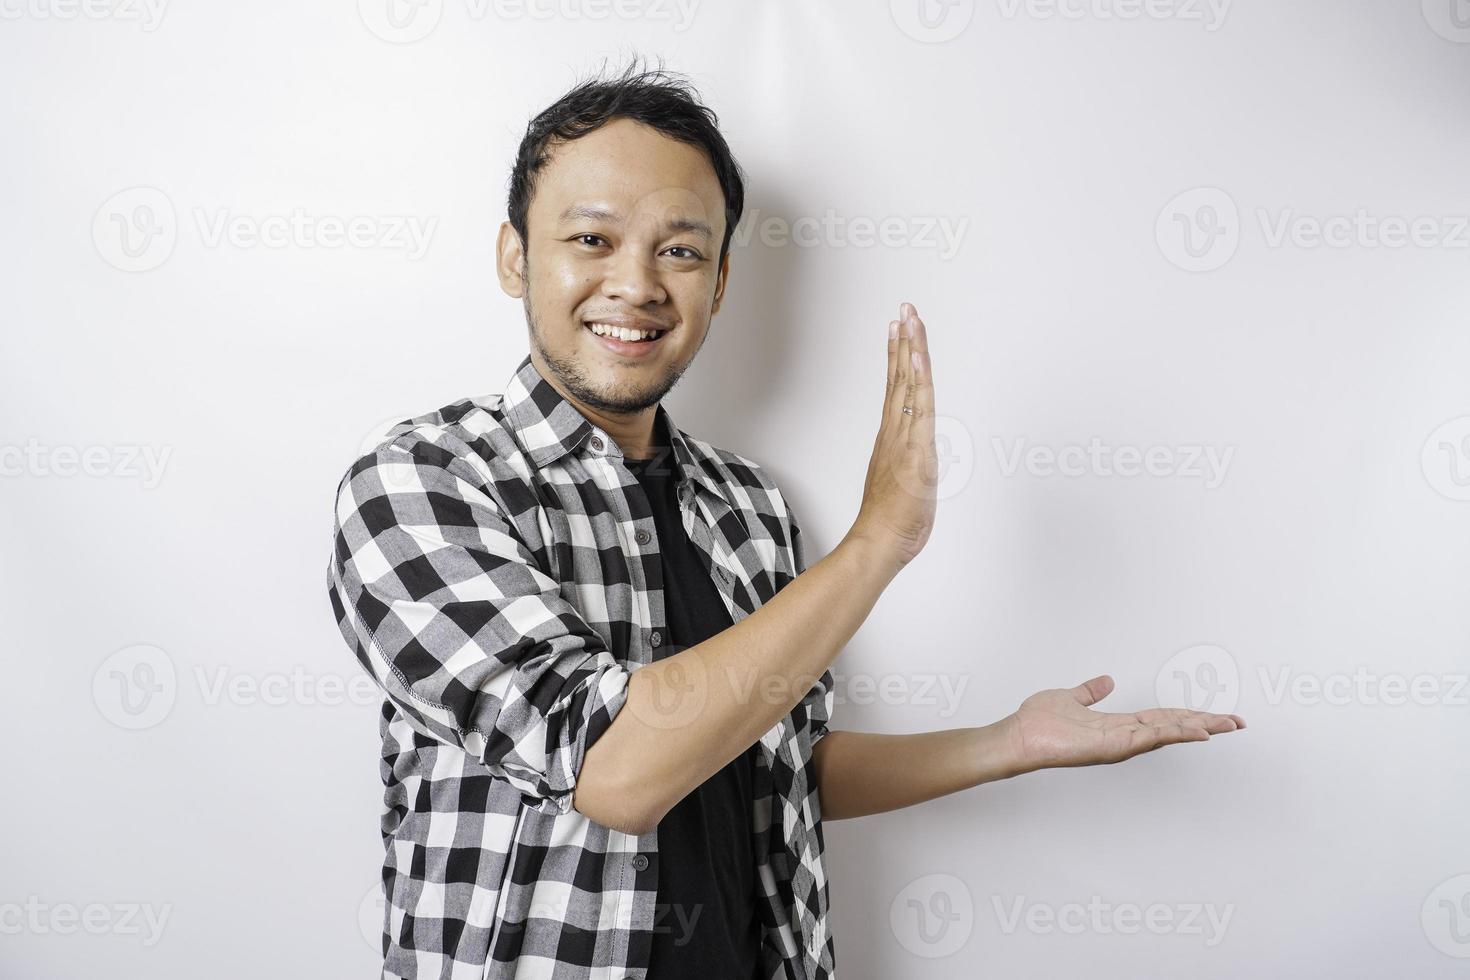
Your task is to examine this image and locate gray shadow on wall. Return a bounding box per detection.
[662,188,812,474]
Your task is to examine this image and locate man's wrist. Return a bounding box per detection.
[835,527,905,583]
[969,714,1033,784]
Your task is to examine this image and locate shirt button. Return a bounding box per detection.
[589,435,604,452]
[635,528,650,545]
[631,854,649,871]
[650,630,662,648]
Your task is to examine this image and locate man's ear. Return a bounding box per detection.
[710,249,730,316]
[496,221,527,298]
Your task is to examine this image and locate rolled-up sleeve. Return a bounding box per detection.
[326,435,630,815]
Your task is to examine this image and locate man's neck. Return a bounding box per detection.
[593,408,665,460]
[620,413,669,460]
[530,352,665,459]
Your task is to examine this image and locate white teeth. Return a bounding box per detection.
[588,322,663,342]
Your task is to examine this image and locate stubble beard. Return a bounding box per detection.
[522,275,701,417]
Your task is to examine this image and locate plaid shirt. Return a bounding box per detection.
[326,352,837,979]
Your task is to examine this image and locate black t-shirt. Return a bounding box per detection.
[623,427,761,980]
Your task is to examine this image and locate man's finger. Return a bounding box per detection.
[905,309,935,453]
[886,304,914,431]
[1069,674,1115,707]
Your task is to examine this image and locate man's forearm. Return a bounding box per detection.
[574,531,899,835]
[810,723,1027,821]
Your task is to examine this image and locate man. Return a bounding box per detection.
[326,62,1246,980]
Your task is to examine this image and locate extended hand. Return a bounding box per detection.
[1003,674,1245,774]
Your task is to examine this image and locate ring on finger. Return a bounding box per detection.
[902,405,916,416]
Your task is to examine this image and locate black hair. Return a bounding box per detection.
[506,55,746,271]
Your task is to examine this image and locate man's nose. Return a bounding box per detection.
[600,247,665,307]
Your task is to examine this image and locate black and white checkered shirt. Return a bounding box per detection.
[327,353,837,979]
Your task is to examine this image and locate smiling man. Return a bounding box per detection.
[326,61,1245,980]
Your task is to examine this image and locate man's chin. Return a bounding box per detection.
[567,373,668,415]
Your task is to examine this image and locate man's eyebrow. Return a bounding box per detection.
[558,204,714,240]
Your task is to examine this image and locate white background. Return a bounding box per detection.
[4,1,1469,977]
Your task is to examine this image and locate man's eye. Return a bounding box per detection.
[575,234,606,248]
[665,246,702,260]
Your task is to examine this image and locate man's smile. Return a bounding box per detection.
[584,315,673,358]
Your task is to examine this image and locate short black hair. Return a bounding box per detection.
[506,55,746,271]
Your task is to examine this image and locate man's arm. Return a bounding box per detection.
[811,675,1247,821]
[573,304,938,835]
[328,434,633,817]
[811,726,1021,821]
[573,530,896,834]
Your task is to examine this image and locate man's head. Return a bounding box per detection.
[496,60,746,420]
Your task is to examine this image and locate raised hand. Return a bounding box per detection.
[847,301,938,575]
[1002,674,1246,773]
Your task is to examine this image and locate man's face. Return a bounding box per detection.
[496,117,730,417]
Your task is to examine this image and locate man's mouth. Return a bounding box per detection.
[584,319,671,356]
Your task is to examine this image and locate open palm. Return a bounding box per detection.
[1006,674,1245,773]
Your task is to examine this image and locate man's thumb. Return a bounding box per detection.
[1070,674,1114,706]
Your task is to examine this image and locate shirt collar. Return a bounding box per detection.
[500,352,723,497]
